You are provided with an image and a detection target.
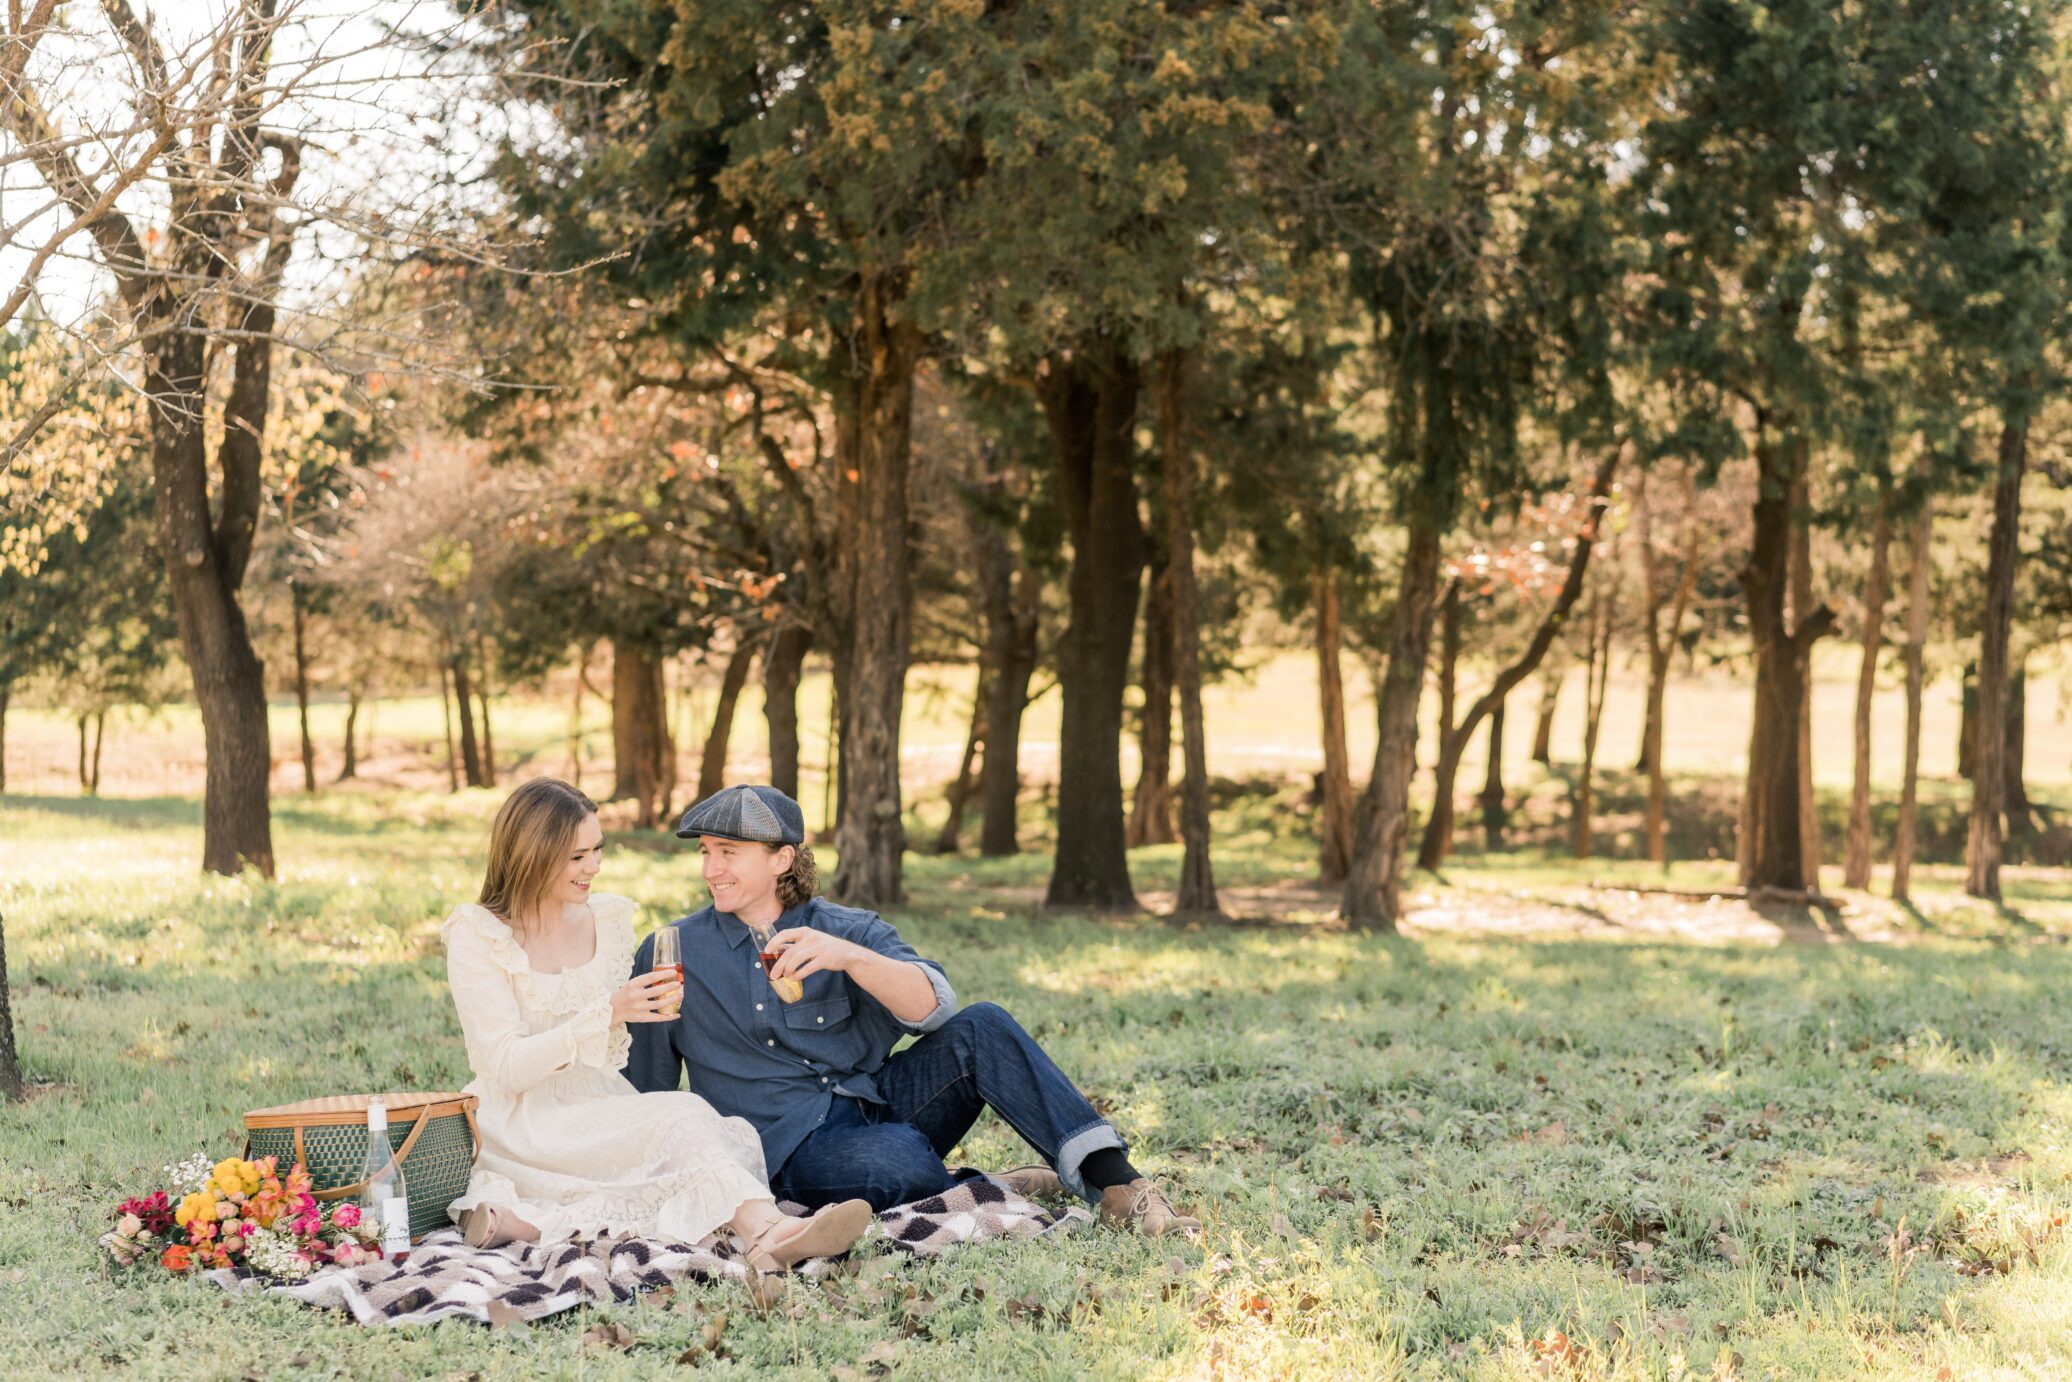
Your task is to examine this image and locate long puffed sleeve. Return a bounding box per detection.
[442,906,618,1093]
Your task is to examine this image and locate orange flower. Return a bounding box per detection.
[161,1245,193,1273]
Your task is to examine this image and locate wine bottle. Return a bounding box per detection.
[358,1097,412,1265]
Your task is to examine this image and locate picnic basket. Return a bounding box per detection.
[244,1092,480,1241]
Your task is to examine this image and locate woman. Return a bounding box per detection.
[442,777,872,1271]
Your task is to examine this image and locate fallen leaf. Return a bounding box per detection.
[854,1339,901,1373]
[484,1300,525,1331]
[579,1321,634,1351]
[1272,1212,1294,1241]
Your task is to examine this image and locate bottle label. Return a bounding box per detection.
[381,1197,411,1254]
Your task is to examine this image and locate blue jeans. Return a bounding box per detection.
[769,1002,1125,1211]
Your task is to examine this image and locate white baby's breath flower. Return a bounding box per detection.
[161,1153,216,1196]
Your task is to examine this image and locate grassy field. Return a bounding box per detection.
[6,648,2068,820]
[6,786,2072,1379]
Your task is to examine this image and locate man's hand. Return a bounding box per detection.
[765,928,871,981]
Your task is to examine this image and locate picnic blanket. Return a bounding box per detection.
[211,1179,1087,1327]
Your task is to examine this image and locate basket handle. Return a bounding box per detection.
[311,1099,458,1202]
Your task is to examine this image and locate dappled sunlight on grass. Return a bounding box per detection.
[7,791,2072,1377]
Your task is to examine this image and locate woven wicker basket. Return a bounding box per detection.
[244,1092,480,1241]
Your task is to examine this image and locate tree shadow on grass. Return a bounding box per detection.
[0,793,200,832]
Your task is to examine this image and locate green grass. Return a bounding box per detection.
[6,793,2072,1379]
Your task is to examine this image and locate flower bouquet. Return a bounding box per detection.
[101,1152,382,1280]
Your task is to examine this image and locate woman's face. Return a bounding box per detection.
[699,838,791,917]
[548,813,605,907]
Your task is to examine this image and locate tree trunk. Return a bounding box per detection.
[77,713,89,794]
[979,541,1040,858]
[1966,418,2027,900]
[90,710,104,796]
[1958,663,1978,780]
[1418,447,1620,869]
[1040,350,1146,910]
[0,915,19,1101]
[1314,566,1357,883]
[2005,657,2031,836]
[1892,505,1933,903]
[611,638,644,801]
[935,676,986,855]
[1480,702,1507,851]
[1842,493,1892,889]
[1158,350,1221,917]
[1573,575,1616,859]
[440,662,458,793]
[1790,470,1821,883]
[1125,548,1177,847]
[0,683,10,793]
[1742,432,1835,891]
[829,277,920,908]
[338,688,361,783]
[1531,664,1560,764]
[450,650,485,788]
[612,644,674,828]
[1342,504,1445,931]
[762,625,812,799]
[146,324,275,877]
[477,687,497,787]
[698,641,758,802]
[292,587,316,795]
[1639,466,1703,866]
[1437,582,1461,755]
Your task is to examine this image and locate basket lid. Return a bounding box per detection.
[244,1091,475,1129]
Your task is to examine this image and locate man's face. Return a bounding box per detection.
[698,837,792,916]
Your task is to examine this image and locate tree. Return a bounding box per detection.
[1418,450,1621,868]
[5,0,323,874]
[1314,0,1631,928]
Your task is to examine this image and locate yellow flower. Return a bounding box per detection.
[174,1191,217,1228]
[210,1158,260,1197]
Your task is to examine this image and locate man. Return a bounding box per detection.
[625,784,1198,1236]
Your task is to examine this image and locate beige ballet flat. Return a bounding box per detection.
[459,1204,537,1249]
[742,1199,874,1272]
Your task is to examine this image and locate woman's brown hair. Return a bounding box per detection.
[479,778,598,932]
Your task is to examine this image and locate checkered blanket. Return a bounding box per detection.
[210,1180,1087,1327]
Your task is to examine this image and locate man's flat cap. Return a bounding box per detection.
[675,784,806,846]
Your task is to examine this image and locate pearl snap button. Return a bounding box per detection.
[765,1039,774,1046]
[755,1003,764,1011]
[816,1016,824,1024]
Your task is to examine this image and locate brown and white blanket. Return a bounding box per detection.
[212,1180,1087,1328]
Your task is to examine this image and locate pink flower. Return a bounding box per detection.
[216,1200,240,1221]
[116,1213,143,1238]
[330,1203,361,1229]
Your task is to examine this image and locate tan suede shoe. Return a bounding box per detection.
[1098,1179,1200,1237]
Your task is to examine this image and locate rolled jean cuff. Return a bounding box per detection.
[1054,1120,1127,1204]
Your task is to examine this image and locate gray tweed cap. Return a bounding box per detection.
[675,784,806,845]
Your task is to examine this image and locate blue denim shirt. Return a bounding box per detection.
[624,897,957,1176]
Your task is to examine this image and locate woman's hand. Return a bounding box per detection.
[611,970,683,1024]
[765,928,870,981]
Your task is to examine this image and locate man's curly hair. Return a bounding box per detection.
[774,844,819,910]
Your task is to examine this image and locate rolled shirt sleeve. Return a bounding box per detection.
[851,915,957,1034]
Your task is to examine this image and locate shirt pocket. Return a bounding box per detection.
[783,996,854,1033]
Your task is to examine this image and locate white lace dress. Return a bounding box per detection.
[441,894,773,1245]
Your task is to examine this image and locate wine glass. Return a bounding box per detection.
[651,928,683,1019]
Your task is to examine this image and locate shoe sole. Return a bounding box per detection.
[750,1199,875,1271]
